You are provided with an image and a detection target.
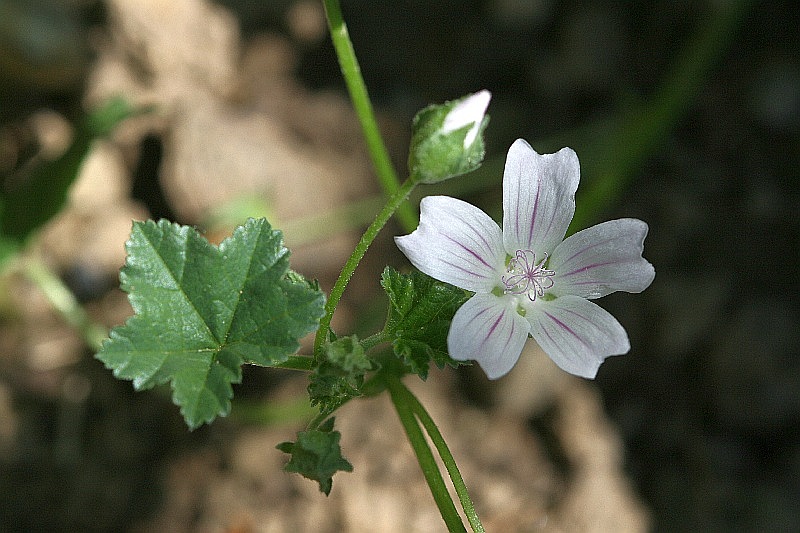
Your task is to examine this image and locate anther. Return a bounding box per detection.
[501,250,555,301]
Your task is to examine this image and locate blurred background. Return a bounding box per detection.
[1,0,798,531]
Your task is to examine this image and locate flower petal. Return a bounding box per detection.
[448,293,531,379]
[502,139,579,256]
[441,90,491,148]
[395,196,505,292]
[549,218,655,299]
[525,295,629,378]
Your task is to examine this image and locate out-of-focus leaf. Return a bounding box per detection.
[0,97,135,242]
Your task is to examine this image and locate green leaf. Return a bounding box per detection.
[277,417,353,495]
[97,218,325,429]
[0,97,138,242]
[380,267,470,379]
[308,335,374,416]
[0,214,19,270]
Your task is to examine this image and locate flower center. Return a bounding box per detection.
[501,249,555,301]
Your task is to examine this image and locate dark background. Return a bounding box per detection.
[2,1,798,531]
[291,3,800,529]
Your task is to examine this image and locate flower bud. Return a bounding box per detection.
[408,90,490,184]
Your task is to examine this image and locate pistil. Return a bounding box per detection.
[501,249,555,301]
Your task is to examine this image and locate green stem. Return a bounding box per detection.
[306,411,331,431]
[322,0,417,233]
[20,257,107,352]
[313,178,416,356]
[359,331,390,352]
[402,380,485,532]
[271,355,315,371]
[385,374,467,532]
[233,396,316,426]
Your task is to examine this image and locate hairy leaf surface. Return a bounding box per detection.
[97,218,325,429]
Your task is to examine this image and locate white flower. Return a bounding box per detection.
[395,139,655,379]
[441,90,491,149]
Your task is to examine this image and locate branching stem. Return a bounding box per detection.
[385,373,467,532]
[313,178,415,357]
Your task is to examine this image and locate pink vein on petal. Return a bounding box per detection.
[544,310,590,349]
[560,235,618,266]
[450,209,496,252]
[440,258,490,279]
[442,234,492,270]
[502,314,518,353]
[559,261,617,277]
[485,311,503,339]
[526,174,542,247]
[482,308,516,354]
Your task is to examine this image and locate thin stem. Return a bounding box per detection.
[306,411,331,432]
[402,380,485,532]
[567,0,753,234]
[19,257,107,352]
[271,355,315,371]
[359,331,390,352]
[385,374,467,532]
[322,0,417,233]
[313,178,416,357]
[233,396,316,426]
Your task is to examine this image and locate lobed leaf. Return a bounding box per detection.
[380,267,470,379]
[277,417,353,495]
[97,218,325,429]
[308,335,374,416]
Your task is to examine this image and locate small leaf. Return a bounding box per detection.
[277,417,353,495]
[381,267,470,379]
[97,218,325,429]
[309,335,373,416]
[324,335,372,373]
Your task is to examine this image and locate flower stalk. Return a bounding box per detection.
[399,379,486,533]
[313,178,416,357]
[322,0,416,233]
[385,373,468,533]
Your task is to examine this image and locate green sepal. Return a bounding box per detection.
[408,92,489,184]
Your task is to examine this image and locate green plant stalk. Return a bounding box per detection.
[272,355,315,371]
[359,331,390,352]
[568,0,753,234]
[322,0,417,233]
[385,373,467,533]
[306,410,332,432]
[20,257,107,352]
[402,379,485,533]
[313,178,416,357]
[233,396,317,426]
